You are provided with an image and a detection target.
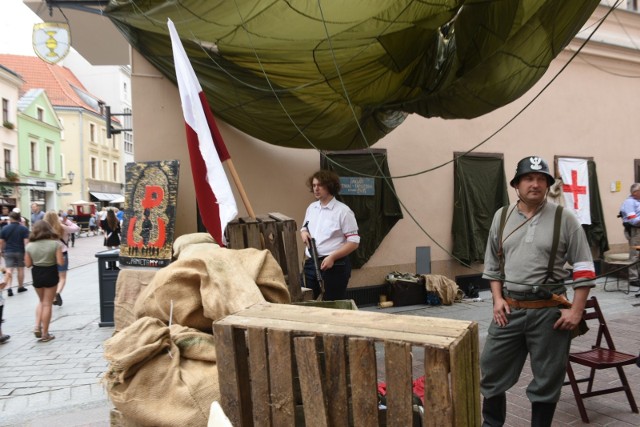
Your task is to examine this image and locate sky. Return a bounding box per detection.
[0,0,45,56]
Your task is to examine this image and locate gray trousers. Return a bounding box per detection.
[480,306,572,403]
[626,227,640,282]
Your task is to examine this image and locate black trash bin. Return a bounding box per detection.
[95,249,120,327]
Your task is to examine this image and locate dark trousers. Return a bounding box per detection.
[302,256,351,301]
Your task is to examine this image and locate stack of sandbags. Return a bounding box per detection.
[104,318,219,426]
[104,233,291,426]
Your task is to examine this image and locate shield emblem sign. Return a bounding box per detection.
[32,22,71,64]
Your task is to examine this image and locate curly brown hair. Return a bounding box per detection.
[306,170,341,196]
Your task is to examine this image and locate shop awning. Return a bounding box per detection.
[109,195,125,204]
[90,192,122,202]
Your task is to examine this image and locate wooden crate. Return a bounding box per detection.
[226,212,301,302]
[213,303,480,426]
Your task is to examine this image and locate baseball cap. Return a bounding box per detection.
[12,208,20,214]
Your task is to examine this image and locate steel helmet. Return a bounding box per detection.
[510,156,554,188]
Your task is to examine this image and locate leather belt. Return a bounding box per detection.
[504,294,572,309]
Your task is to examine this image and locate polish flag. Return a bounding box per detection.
[168,19,237,245]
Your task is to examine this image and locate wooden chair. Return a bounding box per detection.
[564,296,639,423]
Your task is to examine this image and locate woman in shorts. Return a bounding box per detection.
[25,221,63,342]
[43,211,79,307]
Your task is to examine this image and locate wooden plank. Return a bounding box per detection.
[213,324,250,427]
[384,341,413,426]
[423,346,453,426]
[216,303,472,344]
[348,338,379,427]
[219,314,456,348]
[293,336,329,427]
[268,329,296,426]
[219,303,471,335]
[226,219,246,249]
[247,328,271,427]
[469,323,481,424]
[279,216,302,302]
[257,215,281,266]
[268,212,294,222]
[323,335,349,427]
[449,325,480,426]
[242,217,262,249]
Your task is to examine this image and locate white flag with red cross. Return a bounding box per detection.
[558,157,591,225]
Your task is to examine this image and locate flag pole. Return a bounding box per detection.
[224,159,256,219]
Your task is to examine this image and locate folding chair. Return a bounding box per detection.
[601,251,636,294]
[564,296,639,423]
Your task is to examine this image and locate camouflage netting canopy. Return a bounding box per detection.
[106,0,599,150]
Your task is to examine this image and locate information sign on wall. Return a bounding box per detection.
[339,177,375,196]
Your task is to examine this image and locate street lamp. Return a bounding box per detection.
[57,171,75,189]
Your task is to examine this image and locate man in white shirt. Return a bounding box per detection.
[300,170,360,300]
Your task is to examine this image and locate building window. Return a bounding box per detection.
[90,157,97,179]
[113,162,118,182]
[59,117,65,140]
[37,107,44,121]
[46,145,54,174]
[123,107,133,154]
[2,98,8,123]
[30,141,39,171]
[628,0,638,11]
[90,123,96,142]
[102,159,108,180]
[4,149,11,177]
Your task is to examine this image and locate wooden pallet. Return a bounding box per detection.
[226,212,301,302]
[214,302,480,426]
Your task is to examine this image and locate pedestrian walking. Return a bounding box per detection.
[24,220,64,343]
[0,267,9,344]
[0,211,30,296]
[43,210,80,306]
[102,209,121,270]
[30,203,44,226]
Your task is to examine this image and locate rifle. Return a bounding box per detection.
[303,222,325,301]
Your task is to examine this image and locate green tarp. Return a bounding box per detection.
[105,0,600,149]
[321,151,403,268]
[452,155,509,266]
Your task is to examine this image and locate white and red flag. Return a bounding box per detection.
[168,19,237,245]
[558,157,591,225]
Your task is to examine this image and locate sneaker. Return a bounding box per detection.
[7,288,13,297]
[53,293,63,306]
[17,287,27,293]
[0,334,10,344]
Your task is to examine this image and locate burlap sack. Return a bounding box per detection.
[104,317,219,427]
[173,233,218,258]
[423,274,463,305]
[134,245,290,332]
[114,269,158,333]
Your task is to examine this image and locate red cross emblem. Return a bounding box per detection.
[562,169,587,209]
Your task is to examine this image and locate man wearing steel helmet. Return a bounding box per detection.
[480,156,595,426]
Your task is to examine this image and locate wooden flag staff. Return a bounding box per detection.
[224,158,256,219]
